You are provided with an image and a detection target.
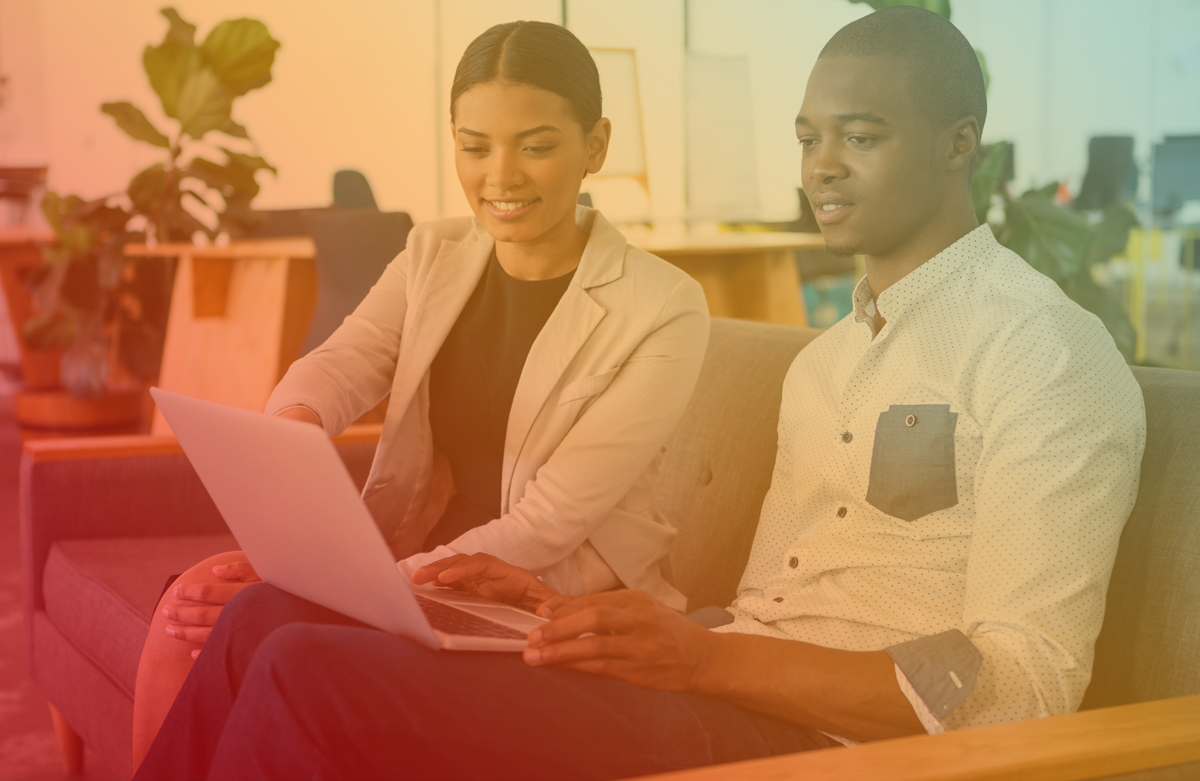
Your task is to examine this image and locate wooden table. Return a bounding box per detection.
[624,229,826,327]
[125,238,317,435]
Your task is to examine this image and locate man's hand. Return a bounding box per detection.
[523,590,714,692]
[411,553,570,617]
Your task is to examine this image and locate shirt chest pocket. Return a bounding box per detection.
[558,367,620,405]
[866,404,959,522]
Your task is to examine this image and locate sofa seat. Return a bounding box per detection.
[42,534,238,700]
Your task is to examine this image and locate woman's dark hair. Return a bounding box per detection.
[450,21,602,131]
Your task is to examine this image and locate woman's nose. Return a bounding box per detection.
[487,148,524,191]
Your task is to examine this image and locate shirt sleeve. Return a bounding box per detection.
[886,629,982,729]
[943,304,1145,730]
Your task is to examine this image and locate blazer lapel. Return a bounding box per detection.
[500,207,628,504]
[388,232,492,415]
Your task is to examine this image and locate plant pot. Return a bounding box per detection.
[0,228,64,389]
[13,388,144,430]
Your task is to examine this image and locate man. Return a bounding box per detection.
[136,7,1144,780]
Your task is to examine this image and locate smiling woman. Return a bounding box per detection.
[131,20,711,775]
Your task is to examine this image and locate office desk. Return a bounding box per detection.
[625,230,825,327]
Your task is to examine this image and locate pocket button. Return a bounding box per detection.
[906,414,918,427]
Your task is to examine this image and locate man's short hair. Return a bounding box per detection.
[820,6,987,134]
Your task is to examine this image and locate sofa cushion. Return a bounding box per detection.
[660,318,821,612]
[42,534,238,699]
[1083,366,1200,709]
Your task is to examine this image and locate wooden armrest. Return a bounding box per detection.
[637,695,1200,781]
[22,423,384,463]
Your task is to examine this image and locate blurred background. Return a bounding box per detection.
[0,2,1198,778]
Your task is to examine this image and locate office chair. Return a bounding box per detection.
[1152,136,1200,219]
[300,209,413,355]
[332,169,378,210]
[1074,136,1137,211]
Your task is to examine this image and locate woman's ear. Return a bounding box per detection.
[585,117,612,175]
[946,116,981,172]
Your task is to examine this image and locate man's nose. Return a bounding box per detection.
[808,144,848,185]
[487,148,524,191]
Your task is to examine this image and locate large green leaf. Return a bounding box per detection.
[220,147,277,176]
[101,102,171,148]
[218,116,250,139]
[128,163,169,213]
[1060,271,1136,362]
[174,67,234,139]
[200,18,279,96]
[143,8,202,119]
[971,141,1008,223]
[1085,204,1138,267]
[1003,191,1091,280]
[159,7,196,46]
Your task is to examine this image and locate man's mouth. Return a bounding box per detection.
[815,202,852,224]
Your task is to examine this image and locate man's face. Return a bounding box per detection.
[796,56,947,258]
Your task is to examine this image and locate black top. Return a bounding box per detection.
[423,251,574,550]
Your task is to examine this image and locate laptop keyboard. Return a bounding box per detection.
[415,594,528,640]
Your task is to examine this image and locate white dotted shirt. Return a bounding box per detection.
[714,224,1146,736]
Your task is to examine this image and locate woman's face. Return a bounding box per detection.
[453,81,609,245]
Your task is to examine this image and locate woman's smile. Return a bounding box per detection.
[485,198,540,220]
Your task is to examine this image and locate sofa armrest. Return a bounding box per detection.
[19,424,382,619]
[635,694,1200,781]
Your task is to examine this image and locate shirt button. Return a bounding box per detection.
[837,506,847,517]
[841,431,853,443]
[906,414,918,427]
[788,556,799,568]
[773,597,785,603]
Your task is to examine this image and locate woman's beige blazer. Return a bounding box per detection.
[265,207,709,610]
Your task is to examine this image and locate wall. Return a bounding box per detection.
[2,1,1198,227]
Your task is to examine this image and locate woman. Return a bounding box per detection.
[132,20,709,768]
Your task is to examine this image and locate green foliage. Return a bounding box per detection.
[971,143,1139,361]
[31,7,279,396]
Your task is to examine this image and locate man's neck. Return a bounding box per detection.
[864,196,979,324]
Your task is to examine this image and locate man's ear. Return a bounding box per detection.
[946,116,981,172]
[585,117,612,176]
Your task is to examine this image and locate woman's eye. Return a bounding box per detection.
[461,145,487,154]
[525,145,554,154]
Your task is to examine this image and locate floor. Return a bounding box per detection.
[0,396,112,781]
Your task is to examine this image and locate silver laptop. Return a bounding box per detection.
[150,387,547,652]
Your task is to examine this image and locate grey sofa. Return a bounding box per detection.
[19,318,1200,779]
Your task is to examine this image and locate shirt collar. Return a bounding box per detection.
[851,223,996,327]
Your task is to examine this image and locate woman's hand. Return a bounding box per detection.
[522,589,714,692]
[162,556,262,658]
[411,553,571,617]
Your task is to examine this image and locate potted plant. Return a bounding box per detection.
[15,7,279,428]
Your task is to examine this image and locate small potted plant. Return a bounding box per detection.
[16,7,279,428]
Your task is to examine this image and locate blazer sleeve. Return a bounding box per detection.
[406,275,710,576]
[264,248,410,435]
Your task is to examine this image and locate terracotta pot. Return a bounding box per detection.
[0,228,64,390]
[13,388,144,430]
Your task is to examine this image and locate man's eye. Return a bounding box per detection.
[848,136,873,146]
[798,138,819,150]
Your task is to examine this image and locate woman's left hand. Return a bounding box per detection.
[411,553,570,616]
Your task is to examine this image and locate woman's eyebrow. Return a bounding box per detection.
[456,125,562,139]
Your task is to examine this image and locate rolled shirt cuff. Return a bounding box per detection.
[885,628,982,726]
